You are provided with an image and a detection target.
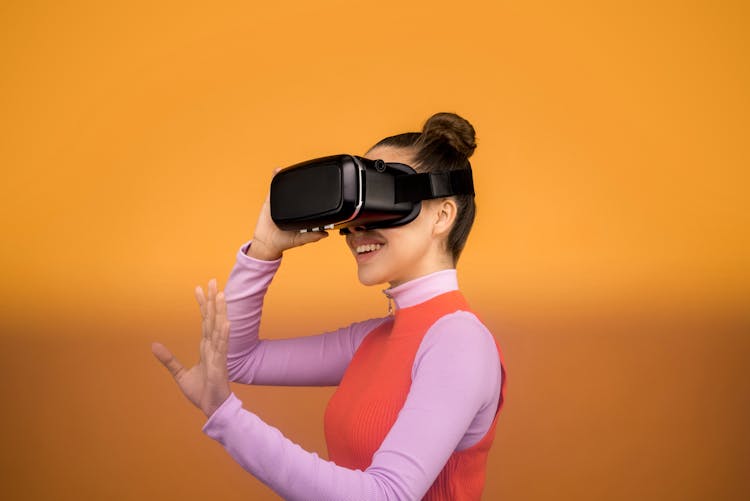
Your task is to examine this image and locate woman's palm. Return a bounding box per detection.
[152,279,231,418]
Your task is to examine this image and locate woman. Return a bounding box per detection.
[152,112,507,500]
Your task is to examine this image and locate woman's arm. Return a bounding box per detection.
[225,239,388,386]
[202,311,503,500]
[223,174,388,386]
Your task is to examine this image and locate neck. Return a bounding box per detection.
[387,248,455,288]
[383,268,459,311]
[388,263,454,288]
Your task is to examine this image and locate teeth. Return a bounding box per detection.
[356,244,383,254]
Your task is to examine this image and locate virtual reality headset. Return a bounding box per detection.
[270,154,474,235]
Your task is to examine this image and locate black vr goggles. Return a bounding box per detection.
[270,154,474,235]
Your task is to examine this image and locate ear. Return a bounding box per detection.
[431,198,458,237]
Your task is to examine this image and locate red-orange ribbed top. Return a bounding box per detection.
[324,290,506,500]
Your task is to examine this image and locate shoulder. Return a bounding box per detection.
[410,310,502,411]
[425,310,497,351]
[414,310,500,376]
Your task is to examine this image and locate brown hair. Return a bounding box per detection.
[368,112,477,264]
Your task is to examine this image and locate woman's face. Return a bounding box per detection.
[344,146,455,288]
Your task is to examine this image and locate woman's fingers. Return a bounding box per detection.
[196,278,226,346]
[151,342,185,380]
[293,230,329,247]
[207,279,216,337]
[196,279,217,339]
[195,285,209,339]
[195,285,206,315]
[218,320,230,354]
[211,291,228,348]
[214,290,226,328]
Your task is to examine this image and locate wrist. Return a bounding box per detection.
[203,390,233,419]
[245,239,282,261]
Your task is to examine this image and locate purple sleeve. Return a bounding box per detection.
[202,309,502,500]
[224,239,388,386]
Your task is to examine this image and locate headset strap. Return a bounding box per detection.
[394,166,475,203]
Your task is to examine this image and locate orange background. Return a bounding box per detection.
[1,1,748,499]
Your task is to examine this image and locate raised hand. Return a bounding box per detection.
[152,278,231,418]
[247,168,329,261]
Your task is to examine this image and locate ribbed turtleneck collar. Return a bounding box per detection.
[381,269,459,311]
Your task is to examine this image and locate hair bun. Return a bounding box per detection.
[421,112,477,158]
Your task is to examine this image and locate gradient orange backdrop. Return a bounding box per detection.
[1,1,748,499]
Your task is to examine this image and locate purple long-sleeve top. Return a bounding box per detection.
[202,239,503,500]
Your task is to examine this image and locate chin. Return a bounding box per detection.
[357,272,381,287]
[356,267,388,287]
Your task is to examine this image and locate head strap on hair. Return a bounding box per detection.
[394,165,475,203]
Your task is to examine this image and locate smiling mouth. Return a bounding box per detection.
[355,243,384,254]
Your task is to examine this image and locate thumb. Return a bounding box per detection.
[151,342,186,380]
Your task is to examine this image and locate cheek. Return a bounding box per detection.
[387,234,427,264]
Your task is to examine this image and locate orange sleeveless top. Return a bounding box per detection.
[324,290,506,500]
